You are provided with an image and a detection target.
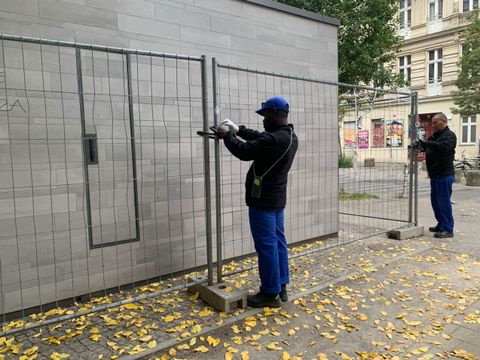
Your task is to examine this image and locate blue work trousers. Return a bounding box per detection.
[430,175,455,233]
[248,207,289,295]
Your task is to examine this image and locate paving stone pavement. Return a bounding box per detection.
[0,175,478,360]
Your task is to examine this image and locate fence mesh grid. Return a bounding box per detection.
[0,38,208,327]
[215,65,339,269]
[0,36,417,347]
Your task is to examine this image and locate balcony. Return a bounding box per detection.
[399,27,411,39]
[427,16,443,33]
[427,82,442,96]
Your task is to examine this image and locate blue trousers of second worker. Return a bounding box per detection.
[248,207,289,295]
[430,175,455,233]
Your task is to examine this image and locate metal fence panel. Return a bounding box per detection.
[0,35,210,320]
[211,63,418,280]
[0,34,418,336]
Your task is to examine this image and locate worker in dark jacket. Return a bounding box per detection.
[217,96,298,308]
[416,112,457,238]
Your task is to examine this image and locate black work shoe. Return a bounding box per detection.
[247,292,281,308]
[280,285,288,302]
[429,226,439,232]
[434,231,454,238]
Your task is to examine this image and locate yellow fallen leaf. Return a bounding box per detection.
[199,308,213,317]
[194,345,209,353]
[128,345,145,355]
[266,341,282,351]
[411,347,429,355]
[207,336,220,347]
[356,314,368,321]
[47,337,61,345]
[231,325,241,334]
[90,334,101,342]
[51,353,71,360]
[124,303,142,310]
[177,343,190,350]
[419,354,434,360]
[288,329,296,336]
[282,351,291,360]
[163,315,175,323]
[89,327,100,334]
[140,335,152,342]
[189,337,197,346]
[321,333,336,340]
[189,292,200,301]
[404,319,423,326]
[241,350,250,360]
[23,346,39,356]
[191,324,202,334]
[225,352,234,360]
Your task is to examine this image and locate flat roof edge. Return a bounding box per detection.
[243,0,340,26]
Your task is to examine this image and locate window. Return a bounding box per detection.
[429,0,443,20]
[462,116,477,144]
[399,0,412,29]
[463,0,479,12]
[428,49,443,84]
[399,55,411,84]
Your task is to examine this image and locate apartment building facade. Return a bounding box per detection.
[342,0,479,162]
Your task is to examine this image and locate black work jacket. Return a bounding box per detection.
[223,124,298,210]
[424,126,457,178]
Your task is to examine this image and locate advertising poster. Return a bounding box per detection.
[386,119,404,147]
[357,130,369,149]
[343,122,356,148]
[372,119,385,148]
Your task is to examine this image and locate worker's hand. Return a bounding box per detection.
[216,125,230,139]
[220,119,239,134]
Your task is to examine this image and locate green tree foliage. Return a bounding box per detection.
[276,0,404,88]
[451,10,480,115]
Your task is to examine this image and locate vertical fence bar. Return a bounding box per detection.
[408,92,415,224]
[126,54,141,241]
[412,92,419,225]
[212,58,223,284]
[76,48,94,247]
[201,55,214,286]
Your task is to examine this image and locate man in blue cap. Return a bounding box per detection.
[217,96,298,307]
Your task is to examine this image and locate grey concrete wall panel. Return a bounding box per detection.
[0,0,338,313]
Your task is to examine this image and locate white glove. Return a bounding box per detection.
[220,119,239,133]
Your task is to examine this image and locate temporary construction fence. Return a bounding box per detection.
[0,34,419,336]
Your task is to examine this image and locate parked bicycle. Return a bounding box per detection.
[454,150,475,178]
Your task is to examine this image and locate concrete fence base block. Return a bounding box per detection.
[187,275,247,313]
[364,158,375,167]
[387,226,424,240]
[465,170,480,186]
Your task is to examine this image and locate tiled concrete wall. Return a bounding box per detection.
[0,0,338,313]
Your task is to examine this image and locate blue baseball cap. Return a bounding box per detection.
[255,96,289,115]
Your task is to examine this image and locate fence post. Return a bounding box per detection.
[212,58,224,284]
[200,55,214,286]
[408,91,418,224]
[412,92,419,225]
